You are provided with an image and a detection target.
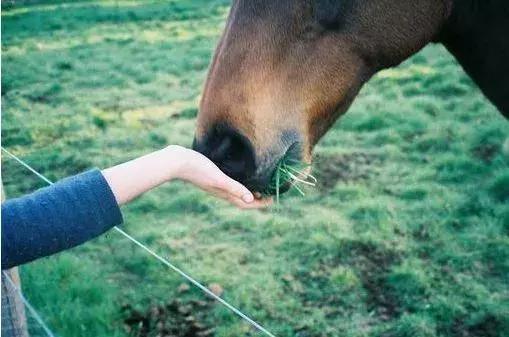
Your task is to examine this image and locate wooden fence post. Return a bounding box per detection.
[1,183,29,337]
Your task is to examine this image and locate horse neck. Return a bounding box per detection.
[438,0,509,116]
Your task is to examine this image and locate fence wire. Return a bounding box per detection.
[2,271,56,337]
[1,146,277,337]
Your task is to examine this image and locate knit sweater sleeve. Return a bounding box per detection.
[1,169,123,269]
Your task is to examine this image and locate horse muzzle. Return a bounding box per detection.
[192,125,301,194]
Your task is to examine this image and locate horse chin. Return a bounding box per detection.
[254,181,292,198]
[274,181,293,196]
[244,165,294,196]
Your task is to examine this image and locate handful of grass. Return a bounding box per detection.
[270,158,317,203]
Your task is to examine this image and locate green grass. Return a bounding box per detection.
[269,156,317,203]
[2,1,509,337]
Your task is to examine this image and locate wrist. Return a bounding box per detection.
[159,145,188,181]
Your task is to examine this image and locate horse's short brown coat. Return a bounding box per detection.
[194,0,508,191]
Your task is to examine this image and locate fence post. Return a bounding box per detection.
[1,184,29,337]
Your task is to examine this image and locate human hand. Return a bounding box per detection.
[167,146,272,209]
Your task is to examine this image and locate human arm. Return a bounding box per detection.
[1,146,270,269]
[101,145,271,209]
[1,169,122,269]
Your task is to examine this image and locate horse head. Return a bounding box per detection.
[193,0,453,193]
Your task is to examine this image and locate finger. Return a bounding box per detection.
[254,197,273,207]
[202,186,233,200]
[204,186,272,209]
[227,195,273,209]
[212,173,254,203]
[205,188,251,207]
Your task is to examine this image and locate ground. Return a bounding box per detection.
[2,1,509,337]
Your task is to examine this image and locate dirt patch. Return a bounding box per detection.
[292,263,346,313]
[337,240,402,321]
[472,144,499,163]
[313,152,383,190]
[448,314,506,337]
[121,298,215,337]
[292,240,402,323]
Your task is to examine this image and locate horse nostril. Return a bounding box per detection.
[194,126,256,183]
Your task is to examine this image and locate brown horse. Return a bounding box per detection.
[193,0,509,193]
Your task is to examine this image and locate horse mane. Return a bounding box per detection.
[439,0,509,116]
[446,0,509,33]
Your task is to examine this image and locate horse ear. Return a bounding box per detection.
[315,0,344,30]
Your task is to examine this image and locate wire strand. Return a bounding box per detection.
[1,147,53,185]
[3,271,56,337]
[1,146,277,337]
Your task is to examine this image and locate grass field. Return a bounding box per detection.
[2,1,509,337]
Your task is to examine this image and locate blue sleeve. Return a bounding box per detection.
[1,169,123,269]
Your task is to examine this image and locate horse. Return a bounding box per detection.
[192,0,509,194]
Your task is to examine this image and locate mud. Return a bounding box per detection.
[313,152,383,190]
[122,298,215,337]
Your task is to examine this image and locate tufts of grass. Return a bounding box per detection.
[268,155,317,203]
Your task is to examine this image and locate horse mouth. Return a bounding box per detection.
[252,142,314,197]
[257,180,292,197]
